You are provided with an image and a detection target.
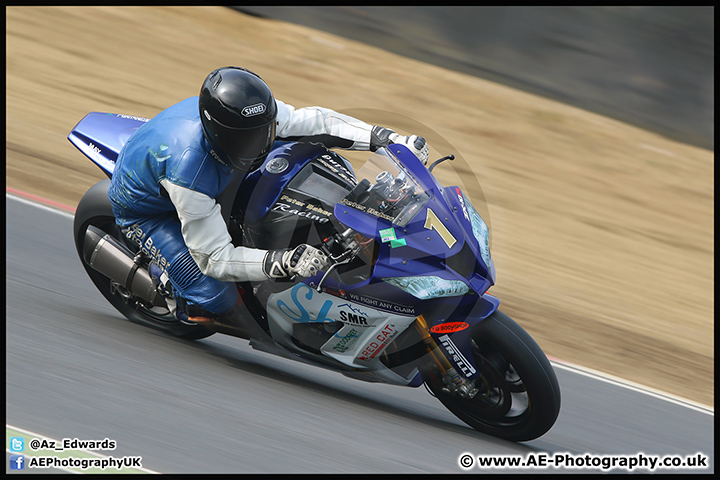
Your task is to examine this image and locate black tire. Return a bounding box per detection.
[72,180,215,340]
[424,309,560,442]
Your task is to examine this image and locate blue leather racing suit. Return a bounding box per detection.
[108,96,378,316]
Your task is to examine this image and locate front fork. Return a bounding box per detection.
[415,315,479,399]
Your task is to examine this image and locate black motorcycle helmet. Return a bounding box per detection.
[199,66,278,171]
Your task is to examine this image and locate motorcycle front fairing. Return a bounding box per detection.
[245,143,500,384]
[329,145,500,382]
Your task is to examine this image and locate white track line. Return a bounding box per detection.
[551,359,713,415]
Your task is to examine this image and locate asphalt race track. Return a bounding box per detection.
[6,195,714,474]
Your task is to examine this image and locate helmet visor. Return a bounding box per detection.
[210,119,276,170]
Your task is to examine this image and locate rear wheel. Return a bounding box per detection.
[424,309,560,441]
[73,180,214,340]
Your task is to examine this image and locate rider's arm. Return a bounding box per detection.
[159,178,269,282]
[275,99,372,150]
[275,99,428,163]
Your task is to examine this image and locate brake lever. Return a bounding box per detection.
[315,248,356,293]
[428,154,455,172]
[316,227,362,292]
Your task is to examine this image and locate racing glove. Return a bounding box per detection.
[263,244,329,279]
[370,126,429,165]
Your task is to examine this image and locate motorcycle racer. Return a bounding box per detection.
[107,66,428,325]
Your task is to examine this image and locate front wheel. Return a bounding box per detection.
[73,180,215,340]
[423,309,560,442]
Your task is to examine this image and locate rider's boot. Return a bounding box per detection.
[149,263,215,326]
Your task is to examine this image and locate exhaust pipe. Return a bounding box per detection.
[83,226,164,306]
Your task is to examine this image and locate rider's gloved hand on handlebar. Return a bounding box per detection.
[370,126,429,166]
[263,244,329,279]
[389,133,429,166]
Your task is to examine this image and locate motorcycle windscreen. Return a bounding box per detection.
[340,148,430,227]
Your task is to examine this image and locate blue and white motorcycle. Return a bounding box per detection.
[69,112,560,442]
